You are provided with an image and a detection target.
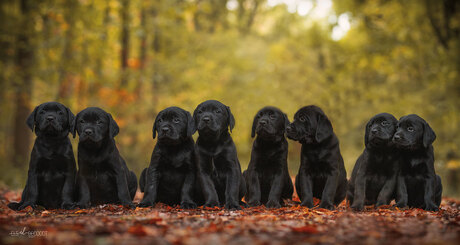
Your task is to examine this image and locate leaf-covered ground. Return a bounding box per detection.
[1,189,459,245]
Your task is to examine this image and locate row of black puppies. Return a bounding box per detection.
[8,100,442,211]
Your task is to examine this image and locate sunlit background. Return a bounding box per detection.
[0,0,459,196]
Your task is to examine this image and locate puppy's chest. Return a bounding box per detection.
[160,151,191,169]
[401,160,429,177]
[36,157,68,179]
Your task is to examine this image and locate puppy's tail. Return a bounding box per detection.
[139,168,147,193]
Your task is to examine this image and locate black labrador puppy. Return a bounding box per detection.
[348,113,399,211]
[8,102,76,210]
[286,105,347,210]
[393,114,442,211]
[138,107,198,209]
[73,107,137,208]
[193,100,246,210]
[243,106,293,208]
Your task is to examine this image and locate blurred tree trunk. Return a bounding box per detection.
[425,0,460,50]
[151,4,160,115]
[120,0,130,87]
[237,0,261,34]
[12,0,35,168]
[136,2,148,97]
[57,0,78,105]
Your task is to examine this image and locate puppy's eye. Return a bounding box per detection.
[96,120,102,125]
[299,116,306,122]
[407,126,414,132]
[39,111,45,114]
[79,119,85,123]
[381,121,389,126]
[269,114,276,119]
[215,109,221,113]
[173,118,180,123]
[158,119,162,123]
[197,110,202,114]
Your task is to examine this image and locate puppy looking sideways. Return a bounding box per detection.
[138,107,198,209]
[393,114,442,211]
[194,100,246,210]
[286,105,347,210]
[73,107,137,208]
[243,106,293,208]
[348,113,399,211]
[8,102,76,210]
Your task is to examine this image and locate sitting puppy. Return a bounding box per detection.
[243,106,293,208]
[348,113,399,211]
[73,107,137,208]
[194,100,246,210]
[286,105,347,210]
[8,102,76,210]
[138,107,197,209]
[393,114,442,211]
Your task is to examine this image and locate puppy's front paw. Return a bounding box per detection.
[138,200,154,208]
[204,200,220,208]
[180,201,197,209]
[266,200,281,209]
[76,202,91,209]
[300,200,313,208]
[61,202,76,210]
[351,202,364,211]
[121,202,135,209]
[424,203,439,212]
[225,202,241,210]
[395,201,408,209]
[319,202,335,210]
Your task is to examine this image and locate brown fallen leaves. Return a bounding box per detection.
[0,189,459,245]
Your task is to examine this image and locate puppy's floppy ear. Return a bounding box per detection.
[26,106,39,132]
[422,120,436,148]
[66,107,76,136]
[71,112,79,138]
[186,111,196,137]
[107,113,119,138]
[251,113,259,138]
[364,119,372,147]
[226,106,235,132]
[315,114,333,142]
[152,116,158,139]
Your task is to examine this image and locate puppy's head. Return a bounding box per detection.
[26,102,75,138]
[364,113,398,149]
[286,105,333,144]
[251,106,289,141]
[72,107,119,145]
[152,107,195,145]
[193,100,235,138]
[393,114,436,150]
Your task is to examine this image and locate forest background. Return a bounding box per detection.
[0,0,459,196]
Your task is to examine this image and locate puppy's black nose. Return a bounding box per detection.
[393,134,401,140]
[46,116,55,121]
[259,120,267,125]
[286,125,292,132]
[371,128,378,134]
[161,127,170,133]
[84,129,93,135]
[203,117,210,122]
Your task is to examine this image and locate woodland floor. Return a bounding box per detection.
[0,189,459,245]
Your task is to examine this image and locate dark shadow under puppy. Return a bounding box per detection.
[348,113,399,211]
[194,100,246,210]
[8,102,76,210]
[286,105,347,210]
[243,106,293,208]
[73,107,137,208]
[393,114,442,211]
[138,107,198,209]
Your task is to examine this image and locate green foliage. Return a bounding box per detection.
[0,0,458,196]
